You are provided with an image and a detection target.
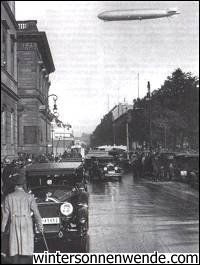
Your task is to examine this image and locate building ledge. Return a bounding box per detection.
[17,20,55,74]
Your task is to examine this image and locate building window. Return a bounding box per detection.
[10,35,15,76]
[1,107,7,144]
[40,129,43,142]
[24,126,38,144]
[10,110,14,145]
[1,25,7,68]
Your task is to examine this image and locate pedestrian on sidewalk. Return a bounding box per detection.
[1,172,43,264]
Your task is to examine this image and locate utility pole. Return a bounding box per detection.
[112,112,116,146]
[164,125,167,149]
[126,122,129,159]
[147,81,152,149]
[137,73,140,99]
[113,121,116,146]
[126,106,130,159]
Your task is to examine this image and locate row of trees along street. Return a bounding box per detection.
[91,68,199,151]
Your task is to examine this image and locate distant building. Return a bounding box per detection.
[80,133,91,147]
[17,20,55,154]
[111,103,132,121]
[1,1,18,160]
[52,120,74,155]
[91,103,133,147]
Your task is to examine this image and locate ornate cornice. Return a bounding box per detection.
[17,31,55,74]
[2,2,18,30]
[1,67,17,85]
[1,82,19,101]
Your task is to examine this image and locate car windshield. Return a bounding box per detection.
[97,158,114,165]
[29,186,75,202]
[27,174,82,189]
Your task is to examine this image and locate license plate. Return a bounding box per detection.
[42,217,60,224]
[108,171,115,174]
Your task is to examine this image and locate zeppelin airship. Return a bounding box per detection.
[98,8,180,21]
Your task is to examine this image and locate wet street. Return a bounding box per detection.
[34,173,199,254]
[88,173,199,253]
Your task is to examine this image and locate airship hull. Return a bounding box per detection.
[98,9,180,21]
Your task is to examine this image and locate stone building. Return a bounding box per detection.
[1,1,18,160]
[17,20,55,154]
[91,103,133,148]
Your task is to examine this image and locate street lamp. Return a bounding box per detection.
[45,94,58,155]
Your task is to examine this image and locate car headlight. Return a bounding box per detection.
[60,202,73,216]
[104,167,107,171]
[79,217,87,224]
[181,171,187,176]
[47,179,52,185]
[114,166,118,171]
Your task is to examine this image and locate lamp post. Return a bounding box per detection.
[45,94,58,155]
[51,111,59,155]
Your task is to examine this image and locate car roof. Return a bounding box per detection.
[86,150,113,159]
[25,162,82,176]
[86,154,113,159]
[175,153,199,158]
[159,152,176,155]
[60,158,83,162]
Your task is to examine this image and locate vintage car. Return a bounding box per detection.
[156,151,176,180]
[101,158,123,181]
[85,151,123,181]
[109,149,132,173]
[25,162,89,252]
[174,153,199,186]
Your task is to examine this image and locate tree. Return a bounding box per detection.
[91,69,199,151]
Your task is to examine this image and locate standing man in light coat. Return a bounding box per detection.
[1,173,43,264]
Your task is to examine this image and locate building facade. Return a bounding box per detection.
[1,1,18,160]
[17,20,55,154]
[91,103,133,148]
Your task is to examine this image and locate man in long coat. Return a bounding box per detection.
[1,173,43,264]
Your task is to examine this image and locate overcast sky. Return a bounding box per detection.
[16,1,199,136]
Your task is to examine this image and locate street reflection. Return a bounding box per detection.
[89,173,199,253]
[34,174,198,253]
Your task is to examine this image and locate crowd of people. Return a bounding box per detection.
[129,149,174,182]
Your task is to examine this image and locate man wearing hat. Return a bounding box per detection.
[1,172,43,264]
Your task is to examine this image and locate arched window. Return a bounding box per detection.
[1,105,7,144]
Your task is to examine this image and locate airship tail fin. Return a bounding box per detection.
[167,7,180,15]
